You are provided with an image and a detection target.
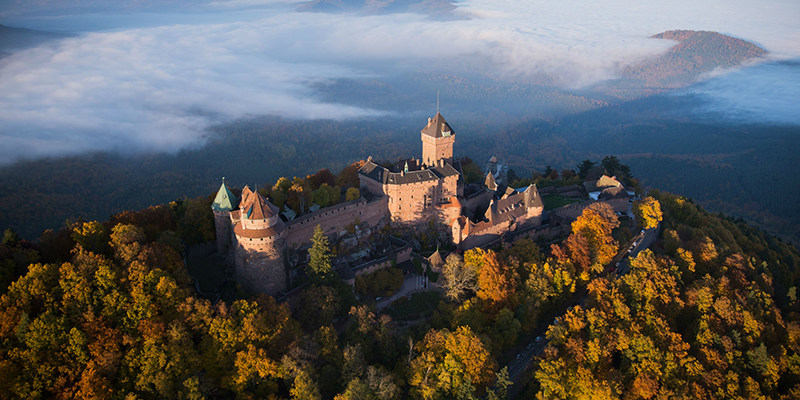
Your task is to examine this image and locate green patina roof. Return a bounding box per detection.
[211,180,239,212]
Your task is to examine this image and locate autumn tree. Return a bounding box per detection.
[345,187,360,202]
[287,178,314,214]
[307,168,337,190]
[564,202,619,274]
[440,253,478,301]
[298,284,341,331]
[633,196,663,229]
[408,326,497,399]
[337,160,366,189]
[71,221,110,255]
[476,251,517,313]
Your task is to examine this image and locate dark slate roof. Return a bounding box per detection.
[420,112,455,138]
[598,185,630,200]
[485,185,543,225]
[524,184,544,209]
[359,159,460,186]
[397,260,416,273]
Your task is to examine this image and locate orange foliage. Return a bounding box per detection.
[476,251,516,312]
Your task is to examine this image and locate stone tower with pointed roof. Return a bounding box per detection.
[212,179,239,253]
[421,112,455,167]
[229,186,289,296]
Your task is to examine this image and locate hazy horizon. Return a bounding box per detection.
[0,0,798,166]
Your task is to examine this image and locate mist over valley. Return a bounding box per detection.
[0,0,798,243]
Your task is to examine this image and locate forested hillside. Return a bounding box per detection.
[600,30,768,99]
[0,163,798,399]
[527,190,800,399]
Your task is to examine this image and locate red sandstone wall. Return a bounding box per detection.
[459,220,512,250]
[235,231,288,296]
[285,196,390,247]
[552,200,595,220]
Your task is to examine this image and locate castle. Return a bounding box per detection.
[212,112,544,296]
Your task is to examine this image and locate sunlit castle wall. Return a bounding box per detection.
[233,195,289,296]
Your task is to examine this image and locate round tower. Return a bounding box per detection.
[211,178,239,253]
[233,188,288,296]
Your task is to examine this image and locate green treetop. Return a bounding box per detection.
[307,225,336,286]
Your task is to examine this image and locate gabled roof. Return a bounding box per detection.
[212,180,238,212]
[240,186,255,209]
[421,112,455,138]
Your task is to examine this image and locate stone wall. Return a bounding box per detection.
[458,219,512,250]
[462,188,493,218]
[506,223,565,244]
[213,210,232,253]
[286,196,390,247]
[551,200,596,221]
[385,175,458,224]
[235,230,288,296]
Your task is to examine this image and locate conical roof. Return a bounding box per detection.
[421,112,455,138]
[244,192,278,220]
[484,172,498,191]
[212,180,238,212]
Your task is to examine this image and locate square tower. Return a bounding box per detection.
[421,112,455,167]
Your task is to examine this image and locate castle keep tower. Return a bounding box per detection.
[231,186,288,296]
[211,179,238,253]
[421,112,455,167]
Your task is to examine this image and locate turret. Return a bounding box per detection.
[232,189,289,296]
[211,178,239,253]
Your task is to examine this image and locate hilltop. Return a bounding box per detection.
[599,30,768,99]
[0,24,69,54]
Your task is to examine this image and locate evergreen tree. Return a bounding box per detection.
[307,225,336,286]
[576,160,596,179]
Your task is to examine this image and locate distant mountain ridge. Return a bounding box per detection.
[599,30,768,99]
[0,24,69,53]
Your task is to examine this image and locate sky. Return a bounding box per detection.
[0,0,798,165]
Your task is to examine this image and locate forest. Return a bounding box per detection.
[1,160,799,399]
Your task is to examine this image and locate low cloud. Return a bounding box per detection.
[684,60,800,126]
[0,0,798,164]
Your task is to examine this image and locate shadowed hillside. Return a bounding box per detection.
[597,30,768,99]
